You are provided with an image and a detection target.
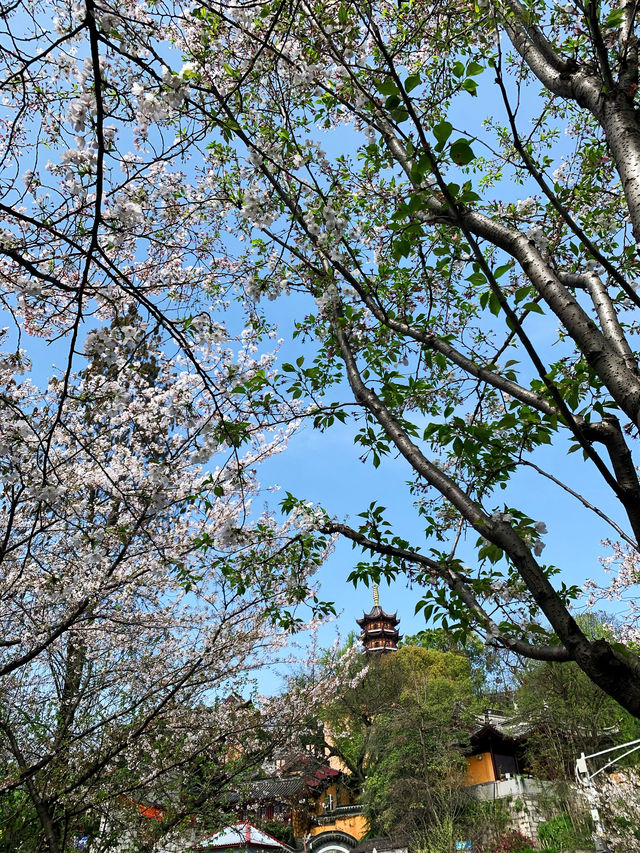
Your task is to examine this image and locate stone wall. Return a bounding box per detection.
[467,776,592,850]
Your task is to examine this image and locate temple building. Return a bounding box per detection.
[356,585,401,654]
[464,709,531,785]
[218,756,368,853]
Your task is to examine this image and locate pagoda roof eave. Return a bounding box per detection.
[356,608,399,627]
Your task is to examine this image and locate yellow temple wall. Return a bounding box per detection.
[465,752,496,785]
[308,780,368,841]
[309,813,368,840]
[312,781,355,814]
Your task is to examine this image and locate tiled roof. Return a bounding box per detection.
[471,709,533,742]
[249,777,307,798]
[472,708,622,741]
[225,764,340,804]
[306,766,340,787]
[192,822,287,850]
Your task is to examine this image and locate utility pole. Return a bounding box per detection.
[575,738,640,853]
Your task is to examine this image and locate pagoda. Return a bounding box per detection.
[356,584,401,654]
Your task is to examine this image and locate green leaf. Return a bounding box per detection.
[450,139,475,166]
[411,154,433,183]
[433,121,453,148]
[452,61,465,79]
[405,74,421,92]
[459,188,481,204]
[462,78,478,96]
[375,77,398,97]
[604,7,625,28]
[523,301,545,314]
[390,108,409,123]
[467,271,487,287]
[488,291,502,316]
[479,542,504,564]
[408,192,426,213]
[494,262,513,279]
[466,61,484,76]
[392,239,411,260]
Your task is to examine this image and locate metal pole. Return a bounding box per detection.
[576,749,617,853]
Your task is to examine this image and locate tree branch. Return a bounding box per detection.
[324,520,571,662]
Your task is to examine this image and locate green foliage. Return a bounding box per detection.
[412,814,456,853]
[357,647,478,835]
[537,813,592,851]
[401,628,510,696]
[306,643,479,838]
[451,798,513,852]
[516,616,640,779]
[261,820,295,846]
[0,788,40,852]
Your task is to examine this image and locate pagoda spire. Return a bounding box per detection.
[356,586,401,654]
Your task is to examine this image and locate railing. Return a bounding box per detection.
[313,803,364,826]
[328,804,365,816]
[314,804,365,825]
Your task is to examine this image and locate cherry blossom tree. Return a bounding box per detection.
[0,310,339,850]
[0,4,341,847]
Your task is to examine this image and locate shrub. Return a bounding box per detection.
[260,820,295,846]
[483,829,535,852]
